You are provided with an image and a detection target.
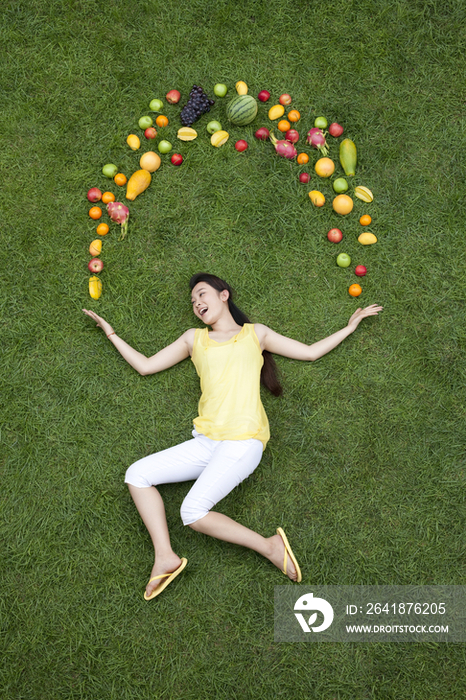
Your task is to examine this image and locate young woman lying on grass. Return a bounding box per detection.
[83,273,382,600]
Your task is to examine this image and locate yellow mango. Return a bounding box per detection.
[358,232,377,245]
[235,81,248,95]
[126,134,141,150]
[89,239,102,256]
[268,104,285,121]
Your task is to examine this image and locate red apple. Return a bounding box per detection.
[355,265,367,276]
[258,90,271,102]
[279,93,292,106]
[235,140,248,152]
[144,127,157,139]
[171,153,183,166]
[327,228,343,243]
[254,127,270,141]
[329,122,344,137]
[285,129,299,143]
[87,187,102,202]
[299,173,310,184]
[166,89,181,104]
[88,258,104,273]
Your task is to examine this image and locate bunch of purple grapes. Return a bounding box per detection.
[180,85,215,127]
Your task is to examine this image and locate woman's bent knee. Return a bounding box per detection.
[180,500,209,527]
[124,460,151,489]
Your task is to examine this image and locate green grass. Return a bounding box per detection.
[1,0,466,697]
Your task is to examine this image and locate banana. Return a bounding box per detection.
[354,186,374,202]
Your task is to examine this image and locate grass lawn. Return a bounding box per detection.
[1,0,465,697]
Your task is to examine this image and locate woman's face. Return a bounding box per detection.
[191,282,229,324]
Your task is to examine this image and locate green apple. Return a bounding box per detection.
[333,178,348,193]
[213,83,228,97]
[336,253,351,268]
[314,116,328,129]
[206,120,222,134]
[158,140,172,154]
[149,99,163,112]
[102,163,118,178]
[138,116,153,129]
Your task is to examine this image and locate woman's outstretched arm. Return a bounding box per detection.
[255,304,383,361]
[82,309,194,375]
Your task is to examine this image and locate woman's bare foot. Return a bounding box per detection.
[146,552,183,598]
[265,533,298,581]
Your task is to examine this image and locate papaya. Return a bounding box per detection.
[339,139,357,177]
[126,169,151,201]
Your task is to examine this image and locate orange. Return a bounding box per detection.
[96,223,109,236]
[288,109,301,122]
[297,153,309,165]
[348,284,362,297]
[101,191,115,204]
[332,194,354,215]
[114,173,127,186]
[277,119,291,132]
[89,206,102,220]
[155,115,169,127]
[359,214,372,226]
[308,190,325,207]
[314,157,335,178]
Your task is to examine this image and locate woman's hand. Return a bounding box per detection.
[347,304,383,332]
[82,309,114,337]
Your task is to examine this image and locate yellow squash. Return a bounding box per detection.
[126,169,152,201]
[89,276,102,300]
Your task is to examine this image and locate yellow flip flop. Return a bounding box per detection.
[143,558,188,600]
[277,528,302,583]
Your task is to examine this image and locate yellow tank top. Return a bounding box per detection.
[191,324,270,449]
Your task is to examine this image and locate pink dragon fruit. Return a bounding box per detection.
[107,201,129,240]
[269,132,297,160]
[307,128,329,156]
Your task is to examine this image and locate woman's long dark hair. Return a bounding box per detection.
[189,273,283,396]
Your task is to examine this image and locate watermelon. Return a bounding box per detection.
[226,95,258,126]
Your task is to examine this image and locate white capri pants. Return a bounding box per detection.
[124,429,263,525]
